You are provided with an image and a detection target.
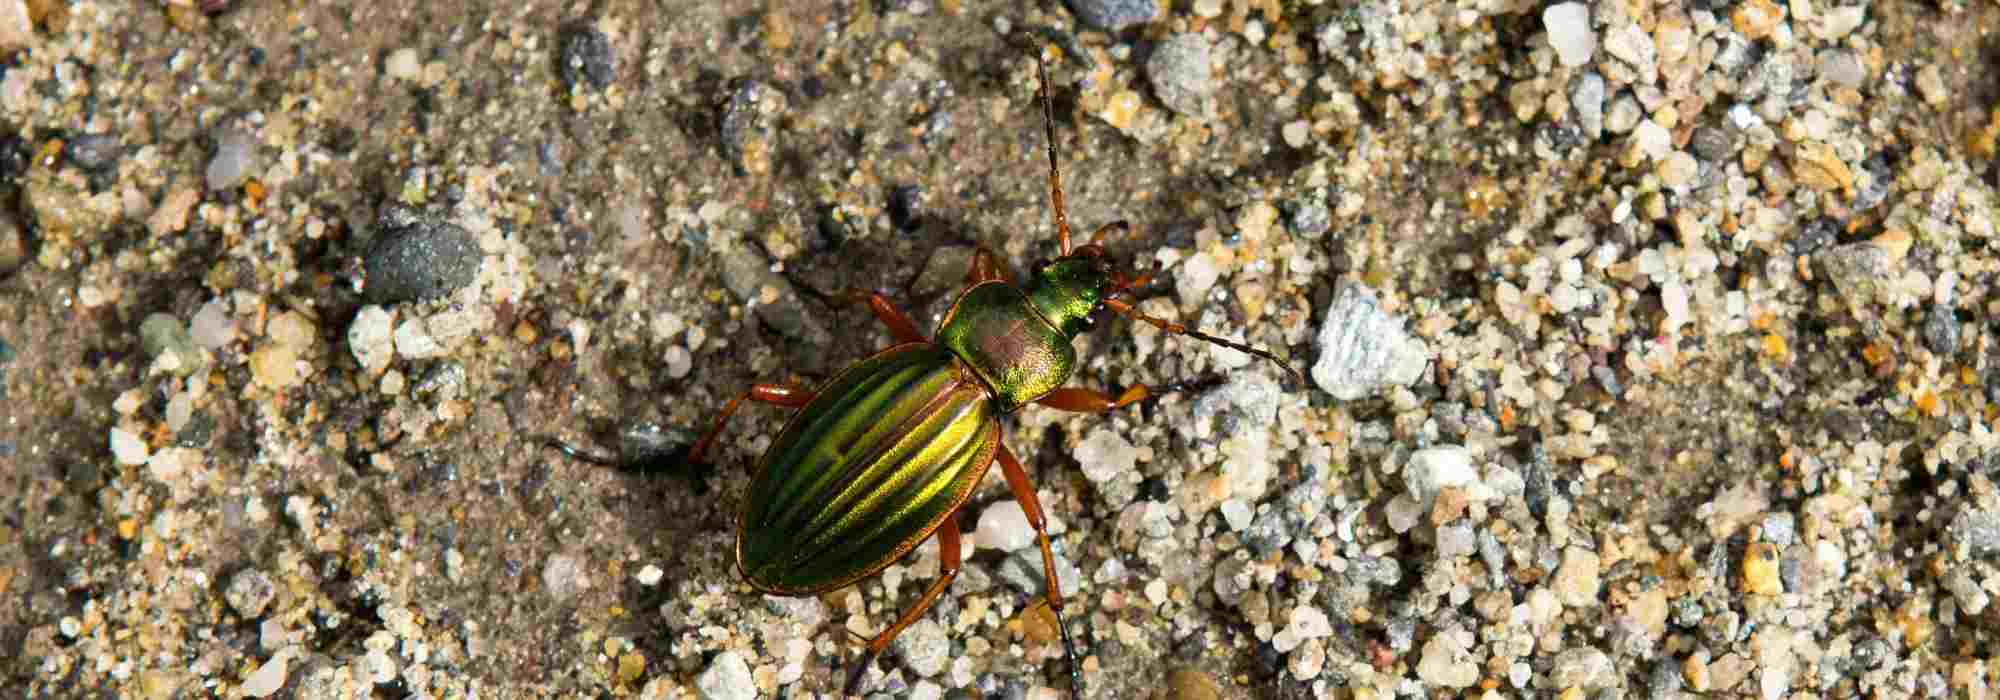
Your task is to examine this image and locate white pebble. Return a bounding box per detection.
[1220,498,1253,532]
[1073,426,1136,484]
[240,653,290,698]
[1543,3,1595,68]
[385,48,423,82]
[975,500,1035,553]
[636,564,665,586]
[664,345,693,379]
[110,427,149,466]
[349,305,397,373]
[1405,445,1477,507]
[190,297,236,349]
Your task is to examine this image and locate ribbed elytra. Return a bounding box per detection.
[552,50,1299,697]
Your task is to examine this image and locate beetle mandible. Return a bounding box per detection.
[563,51,1299,697]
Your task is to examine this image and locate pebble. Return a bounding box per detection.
[226,569,277,617]
[893,619,950,677]
[696,650,755,700]
[1146,34,1212,119]
[385,47,422,81]
[556,22,615,91]
[0,0,29,51]
[1552,648,1616,689]
[205,126,257,190]
[364,206,481,304]
[976,500,1035,553]
[1553,546,1601,607]
[1658,151,1698,187]
[140,312,202,375]
[348,306,396,373]
[1415,629,1479,688]
[1404,445,1476,508]
[715,243,830,372]
[1288,195,1330,238]
[1543,3,1594,68]
[1604,94,1641,134]
[1632,119,1671,160]
[1948,508,2000,556]
[636,564,664,586]
[1601,24,1656,76]
[1066,0,1157,31]
[110,426,149,466]
[1073,426,1136,485]
[239,652,289,698]
[719,80,787,177]
[541,553,590,600]
[1816,242,1893,306]
[1817,50,1866,87]
[65,133,121,173]
[1741,543,1783,595]
[1568,72,1605,140]
[1311,283,1429,400]
[190,297,236,349]
[0,207,23,276]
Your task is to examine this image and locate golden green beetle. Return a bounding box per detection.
[570,53,1297,697]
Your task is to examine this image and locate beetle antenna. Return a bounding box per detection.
[1102,297,1303,382]
[1037,48,1075,257]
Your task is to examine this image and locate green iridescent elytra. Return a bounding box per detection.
[737,270,1097,594]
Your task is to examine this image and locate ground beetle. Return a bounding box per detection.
[557,52,1297,697]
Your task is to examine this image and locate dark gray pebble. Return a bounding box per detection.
[363,206,481,304]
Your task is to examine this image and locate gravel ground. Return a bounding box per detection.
[4,0,2000,698]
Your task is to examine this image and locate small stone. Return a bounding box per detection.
[1817,50,1866,87]
[1405,445,1476,508]
[1552,648,1616,690]
[1817,242,1893,305]
[364,206,481,304]
[1066,0,1157,30]
[894,619,950,677]
[1569,72,1605,140]
[1415,630,1480,688]
[719,79,788,177]
[715,244,830,372]
[226,569,277,617]
[240,653,289,698]
[1813,5,1866,40]
[1731,0,1784,40]
[1553,546,1602,607]
[1074,426,1136,485]
[1949,508,2000,556]
[696,651,755,700]
[542,553,590,600]
[205,126,257,190]
[0,0,31,51]
[1691,127,1736,162]
[976,500,1035,553]
[1282,120,1311,149]
[1146,34,1213,120]
[1289,195,1330,239]
[1632,119,1671,160]
[1602,23,1656,75]
[190,297,236,349]
[65,133,121,173]
[1658,151,1698,187]
[384,47,422,81]
[110,426,149,466]
[911,245,974,298]
[1924,307,1960,357]
[248,344,302,389]
[1167,669,1223,700]
[1741,542,1783,595]
[556,22,616,91]
[141,312,203,375]
[1604,94,1641,134]
[636,564,664,586]
[1311,283,1430,400]
[348,306,396,373]
[0,207,24,277]
[1543,3,1594,68]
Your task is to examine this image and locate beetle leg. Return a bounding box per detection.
[687,384,815,465]
[844,515,963,695]
[996,443,1083,696]
[831,289,928,344]
[1036,52,1075,256]
[967,247,1013,285]
[1034,385,1155,413]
